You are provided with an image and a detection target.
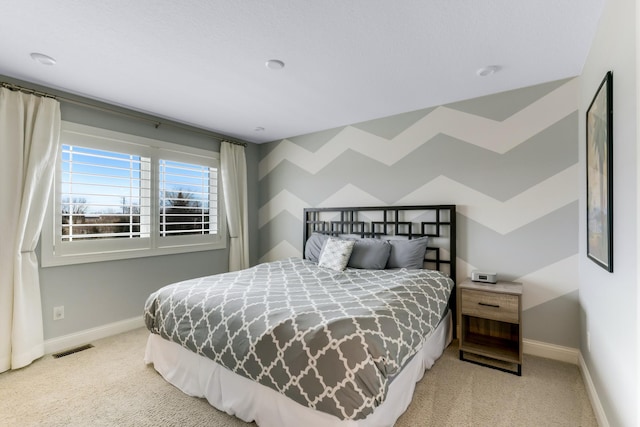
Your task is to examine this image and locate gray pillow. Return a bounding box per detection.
[304,233,329,262]
[347,239,392,269]
[386,237,429,269]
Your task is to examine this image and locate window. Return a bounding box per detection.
[42,122,225,266]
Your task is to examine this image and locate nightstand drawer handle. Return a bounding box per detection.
[478,302,500,308]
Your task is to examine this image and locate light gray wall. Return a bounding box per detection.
[578,0,638,425]
[258,78,580,348]
[1,75,259,341]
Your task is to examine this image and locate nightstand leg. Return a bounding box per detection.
[459,350,522,376]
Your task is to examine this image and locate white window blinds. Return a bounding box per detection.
[158,159,218,236]
[61,145,151,240]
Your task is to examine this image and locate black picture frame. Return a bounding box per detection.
[586,71,613,272]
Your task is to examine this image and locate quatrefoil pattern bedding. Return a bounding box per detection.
[144,257,453,420]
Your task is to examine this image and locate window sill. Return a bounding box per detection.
[40,239,226,267]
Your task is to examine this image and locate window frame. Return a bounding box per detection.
[41,122,226,267]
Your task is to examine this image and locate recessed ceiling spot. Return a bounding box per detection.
[30,52,57,66]
[476,65,501,77]
[255,127,265,132]
[265,59,285,70]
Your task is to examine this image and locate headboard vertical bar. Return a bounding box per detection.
[383,210,388,235]
[394,209,400,237]
[449,205,457,338]
[302,210,309,256]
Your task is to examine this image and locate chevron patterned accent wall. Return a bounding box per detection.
[258,78,579,348]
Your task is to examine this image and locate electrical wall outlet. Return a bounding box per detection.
[53,306,64,321]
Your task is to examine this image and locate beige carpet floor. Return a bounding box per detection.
[0,327,597,427]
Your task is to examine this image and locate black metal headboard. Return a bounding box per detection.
[303,205,456,282]
[303,205,457,333]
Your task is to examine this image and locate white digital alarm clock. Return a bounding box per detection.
[471,270,498,284]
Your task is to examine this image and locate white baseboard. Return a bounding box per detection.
[43,316,145,355]
[523,338,580,365]
[578,352,610,427]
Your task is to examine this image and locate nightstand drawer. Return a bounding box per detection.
[461,289,519,323]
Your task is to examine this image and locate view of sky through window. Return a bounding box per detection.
[61,145,211,214]
[61,145,147,215]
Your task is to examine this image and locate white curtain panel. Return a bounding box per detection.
[220,141,249,271]
[0,88,61,372]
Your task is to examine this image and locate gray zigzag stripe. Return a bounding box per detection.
[258,202,578,276]
[350,107,438,140]
[258,140,280,157]
[284,127,348,153]
[258,113,578,206]
[258,210,302,258]
[458,201,578,280]
[445,78,573,121]
[522,290,579,348]
[278,79,574,147]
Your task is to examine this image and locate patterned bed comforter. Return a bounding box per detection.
[143,257,453,420]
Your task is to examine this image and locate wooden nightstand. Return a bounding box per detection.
[458,278,523,375]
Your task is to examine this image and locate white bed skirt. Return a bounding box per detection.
[144,310,452,427]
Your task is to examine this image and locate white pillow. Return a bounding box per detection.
[318,237,355,271]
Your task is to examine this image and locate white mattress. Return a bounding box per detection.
[144,310,452,427]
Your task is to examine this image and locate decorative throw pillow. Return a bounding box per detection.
[386,237,429,269]
[318,237,355,271]
[347,239,392,269]
[304,233,329,262]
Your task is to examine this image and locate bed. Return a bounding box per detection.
[144,205,457,426]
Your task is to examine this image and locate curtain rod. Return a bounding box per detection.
[0,81,248,147]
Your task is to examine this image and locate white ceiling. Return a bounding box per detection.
[0,1,605,144]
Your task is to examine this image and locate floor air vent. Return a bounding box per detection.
[52,344,94,359]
